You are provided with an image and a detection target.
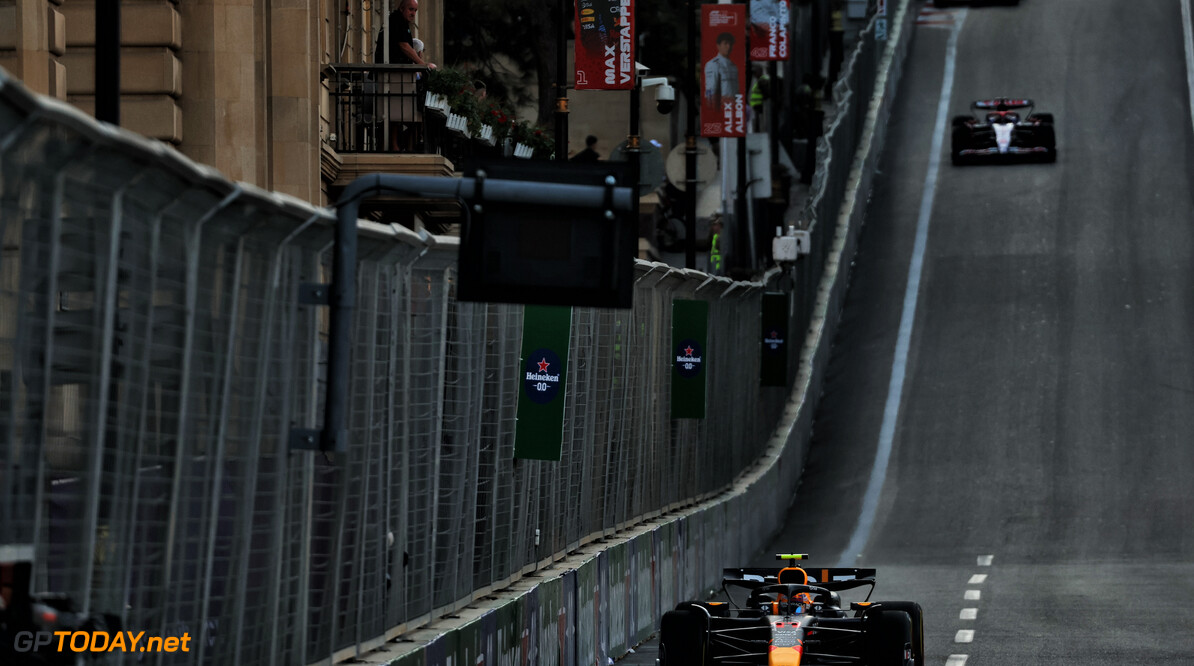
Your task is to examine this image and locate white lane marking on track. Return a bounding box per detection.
[977,555,993,566]
[964,589,981,601]
[836,10,967,568]
[1182,0,1194,142]
[968,574,987,584]
[946,656,969,666]
[955,630,975,643]
[960,608,978,620]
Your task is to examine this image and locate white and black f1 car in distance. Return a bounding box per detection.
[659,555,924,666]
[951,98,1057,165]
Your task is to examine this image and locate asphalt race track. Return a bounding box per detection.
[757,0,1194,664]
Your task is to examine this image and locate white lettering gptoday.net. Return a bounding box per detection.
[12,630,191,653]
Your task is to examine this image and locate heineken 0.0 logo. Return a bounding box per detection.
[523,348,563,404]
[763,327,785,353]
[675,339,704,379]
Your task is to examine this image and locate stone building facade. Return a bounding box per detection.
[0,0,449,206]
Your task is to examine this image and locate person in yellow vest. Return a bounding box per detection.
[749,64,771,131]
[708,217,724,275]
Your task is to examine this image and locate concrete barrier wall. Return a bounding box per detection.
[361,3,917,666]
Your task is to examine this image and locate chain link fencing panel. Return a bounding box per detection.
[0,78,777,666]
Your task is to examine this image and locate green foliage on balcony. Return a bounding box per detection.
[427,66,552,154]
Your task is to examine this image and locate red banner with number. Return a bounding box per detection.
[749,0,790,61]
[700,4,746,138]
[574,0,635,90]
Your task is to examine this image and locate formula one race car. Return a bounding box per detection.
[659,555,924,666]
[951,98,1056,165]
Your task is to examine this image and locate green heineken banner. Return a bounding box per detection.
[514,305,573,460]
[671,299,709,419]
[760,291,789,387]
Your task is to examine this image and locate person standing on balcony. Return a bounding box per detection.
[375,0,436,150]
[375,0,437,70]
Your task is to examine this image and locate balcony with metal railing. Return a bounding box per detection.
[323,63,508,192]
[328,63,428,153]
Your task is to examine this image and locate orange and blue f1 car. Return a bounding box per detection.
[951,98,1057,165]
[658,555,924,666]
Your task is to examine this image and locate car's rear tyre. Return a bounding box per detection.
[951,115,971,128]
[878,602,925,666]
[1038,125,1057,163]
[935,0,951,7]
[661,608,706,666]
[866,609,913,666]
[951,127,970,166]
[1028,113,1054,125]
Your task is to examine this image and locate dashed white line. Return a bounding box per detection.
[953,557,989,656]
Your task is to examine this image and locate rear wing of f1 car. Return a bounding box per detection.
[723,567,877,590]
[723,554,878,601]
[973,98,1033,111]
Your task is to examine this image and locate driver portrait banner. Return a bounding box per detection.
[575,0,635,90]
[671,299,709,419]
[700,4,746,138]
[514,305,573,460]
[749,0,790,61]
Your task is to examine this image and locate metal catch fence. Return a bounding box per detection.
[0,72,789,665]
[791,11,890,351]
[0,3,905,660]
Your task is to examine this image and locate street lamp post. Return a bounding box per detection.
[628,81,641,231]
[96,0,120,125]
[555,0,569,160]
[685,0,698,270]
